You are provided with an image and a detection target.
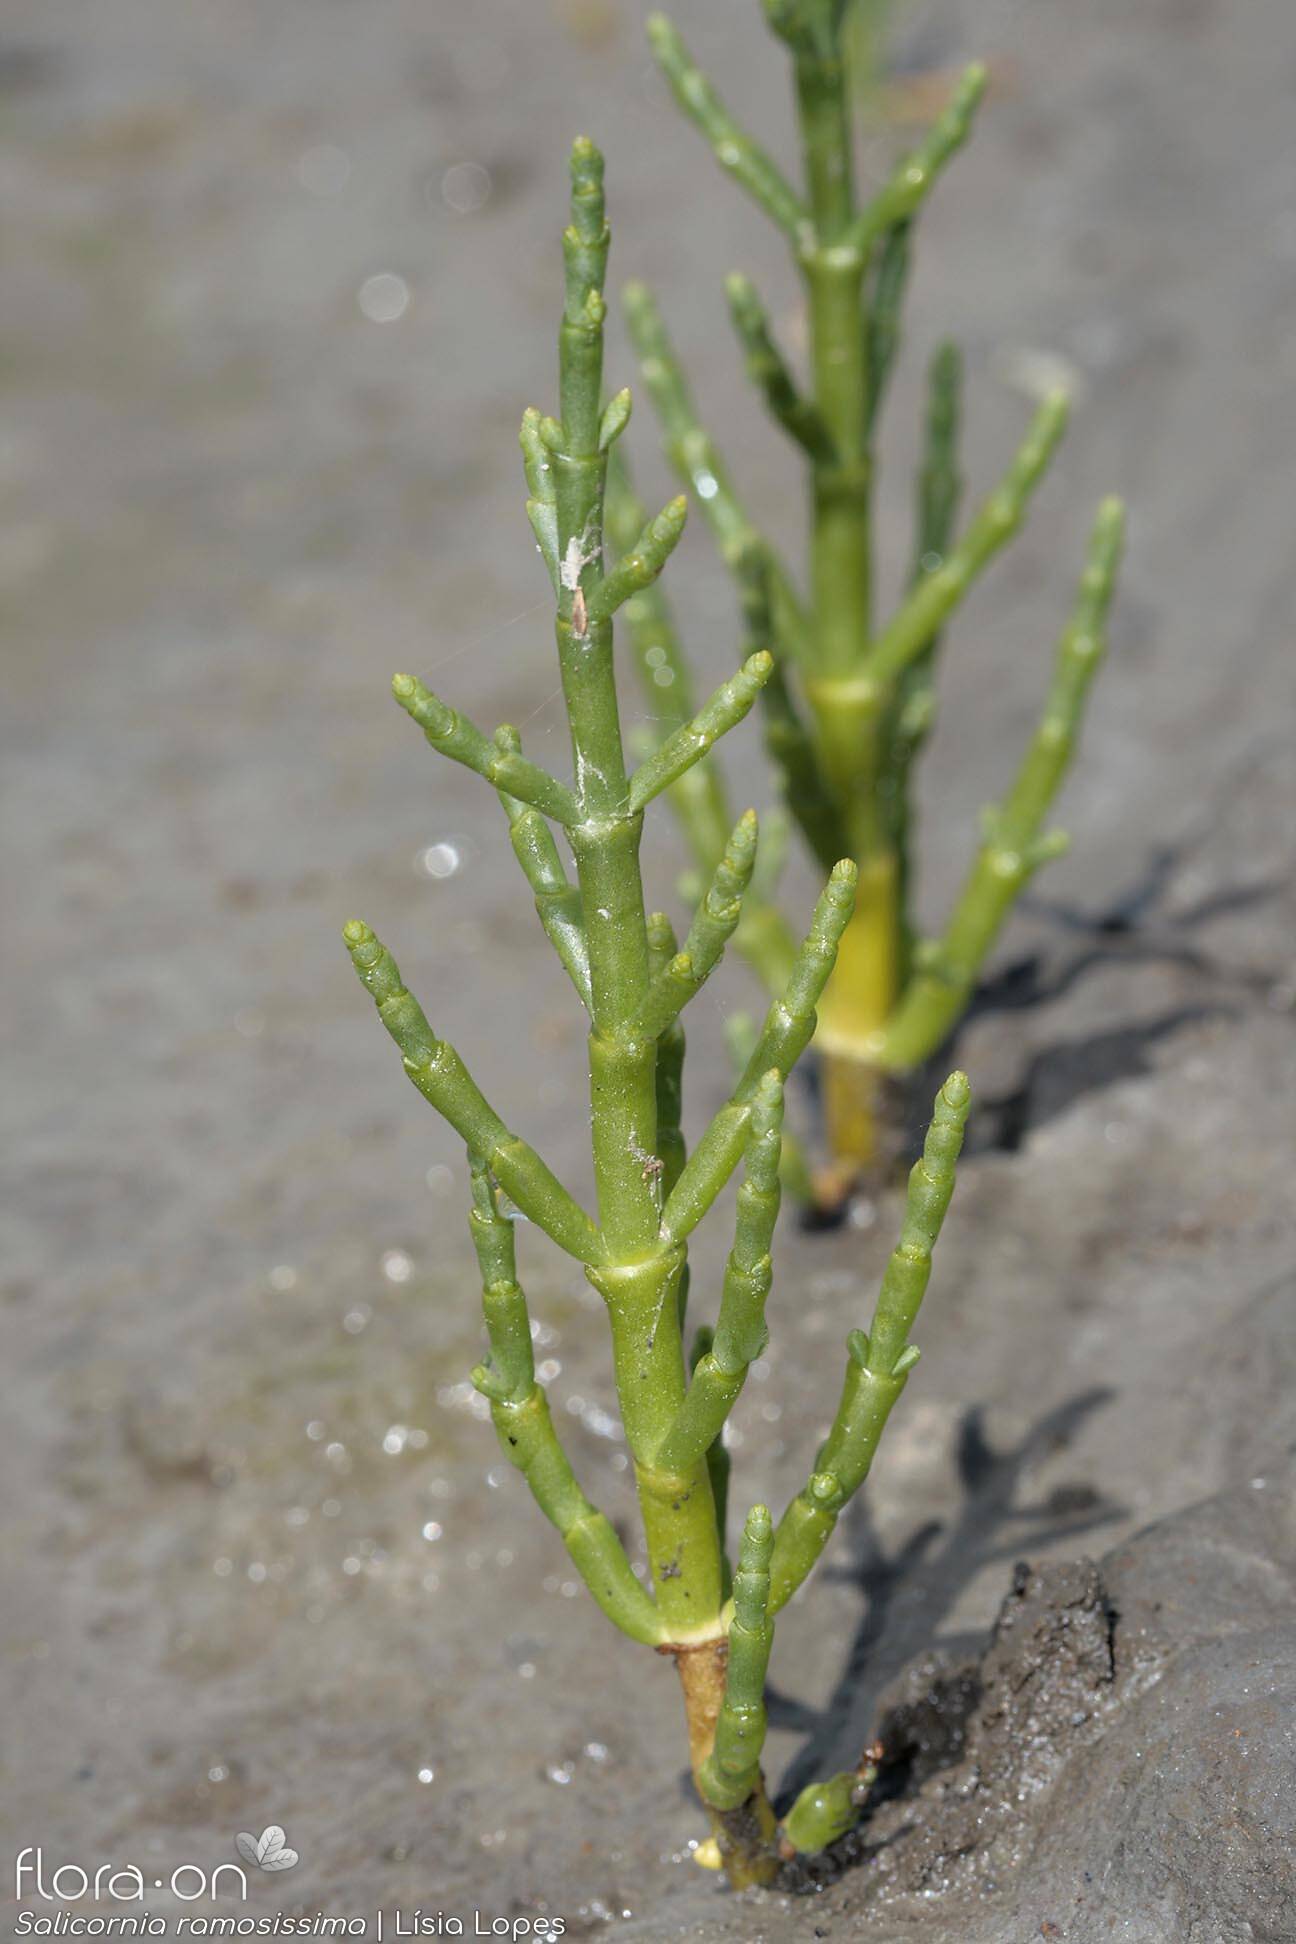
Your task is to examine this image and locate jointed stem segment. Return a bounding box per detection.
[392,672,578,826]
[768,1071,970,1611]
[467,1159,663,1645]
[861,390,1070,693]
[343,921,602,1265]
[634,810,759,1039]
[879,498,1125,1068]
[646,13,807,241]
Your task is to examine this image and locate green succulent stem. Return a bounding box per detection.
[768,1071,970,1611]
[637,11,1121,1187]
[345,131,972,1894]
[879,497,1125,1068]
[697,1504,776,1810]
[467,1160,662,1645]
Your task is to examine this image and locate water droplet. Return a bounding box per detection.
[441,160,492,215]
[306,1420,326,1441]
[342,1306,370,1334]
[269,1264,298,1292]
[419,841,461,880]
[422,1521,444,1542]
[208,1765,229,1783]
[357,272,410,323]
[695,472,719,501]
[383,1425,408,1455]
[426,1163,454,1195]
[417,1766,435,1784]
[382,1249,414,1284]
[213,1558,233,1577]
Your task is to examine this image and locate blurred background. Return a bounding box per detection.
[3,0,1294,1932]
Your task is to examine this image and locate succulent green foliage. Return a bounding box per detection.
[697,1505,776,1809]
[631,8,1125,1167]
[880,498,1125,1066]
[343,137,969,1880]
[768,1069,970,1611]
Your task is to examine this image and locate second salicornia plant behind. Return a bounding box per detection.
[620,3,1125,1184]
[344,142,969,1888]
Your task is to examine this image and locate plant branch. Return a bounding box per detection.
[623,278,808,658]
[392,672,578,826]
[586,494,688,626]
[494,728,592,1010]
[767,1072,970,1612]
[646,14,808,240]
[656,1072,783,1473]
[738,544,851,874]
[864,218,911,438]
[635,810,759,1038]
[467,1159,663,1644]
[628,652,773,812]
[725,274,835,461]
[343,920,603,1264]
[848,63,988,255]
[696,1505,776,1809]
[660,861,856,1244]
[879,498,1125,1068]
[861,390,1069,692]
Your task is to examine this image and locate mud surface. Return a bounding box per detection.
[641,1468,1296,1940]
[3,0,1295,1938]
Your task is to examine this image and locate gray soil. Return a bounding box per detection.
[2,0,1294,1939]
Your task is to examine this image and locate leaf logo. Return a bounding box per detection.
[235,1826,299,1873]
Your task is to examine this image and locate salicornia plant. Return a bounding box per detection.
[619,4,1125,1183]
[344,141,969,1888]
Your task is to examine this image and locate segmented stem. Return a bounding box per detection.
[848,63,988,253]
[634,810,759,1038]
[696,1505,776,1810]
[467,1160,663,1645]
[628,653,773,812]
[622,278,808,658]
[656,1072,783,1473]
[661,861,856,1245]
[647,14,807,240]
[726,273,834,461]
[880,498,1126,1068]
[495,727,591,1009]
[392,673,578,826]
[767,1073,970,1612]
[343,921,602,1264]
[862,391,1070,692]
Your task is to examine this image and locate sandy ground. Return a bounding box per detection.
[2,0,1294,1937]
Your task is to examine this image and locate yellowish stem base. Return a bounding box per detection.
[668,1638,780,1889]
[814,853,901,1178]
